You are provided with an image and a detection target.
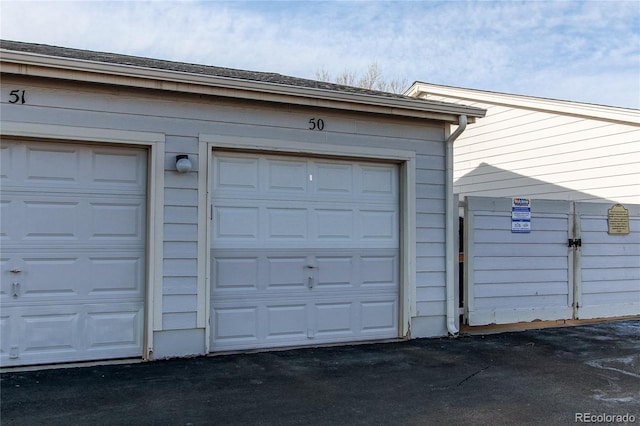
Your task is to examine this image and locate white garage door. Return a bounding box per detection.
[0,140,147,366]
[210,151,399,351]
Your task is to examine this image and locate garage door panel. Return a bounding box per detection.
[214,156,259,191]
[88,255,145,295]
[1,303,143,365]
[0,200,9,240]
[211,151,399,351]
[21,309,80,354]
[361,165,397,197]
[9,254,144,300]
[0,314,11,357]
[316,257,353,287]
[267,208,308,239]
[315,302,353,336]
[212,306,259,342]
[267,257,306,288]
[361,256,397,285]
[86,306,142,350]
[361,210,398,240]
[315,163,353,194]
[26,145,80,183]
[316,209,354,240]
[361,300,397,332]
[266,304,307,338]
[91,150,144,186]
[2,141,146,191]
[267,159,308,192]
[90,202,145,239]
[215,206,259,240]
[0,140,147,366]
[21,256,81,297]
[0,143,11,179]
[25,200,79,240]
[4,196,145,243]
[0,256,11,298]
[214,257,259,290]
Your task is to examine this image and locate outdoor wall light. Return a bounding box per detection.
[175,155,192,173]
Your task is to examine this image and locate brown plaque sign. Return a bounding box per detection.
[608,204,630,235]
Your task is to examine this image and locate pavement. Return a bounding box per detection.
[1,320,639,426]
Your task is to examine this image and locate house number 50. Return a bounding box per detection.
[308,118,325,131]
[8,90,26,104]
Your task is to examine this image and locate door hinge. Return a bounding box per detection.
[568,238,582,248]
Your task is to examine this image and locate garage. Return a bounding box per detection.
[2,40,487,363]
[210,151,400,351]
[0,140,147,366]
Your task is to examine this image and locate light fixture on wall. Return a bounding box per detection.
[175,155,192,173]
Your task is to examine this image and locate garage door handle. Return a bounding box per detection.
[307,277,314,289]
[12,282,20,298]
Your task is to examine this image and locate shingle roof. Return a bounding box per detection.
[1,39,412,100]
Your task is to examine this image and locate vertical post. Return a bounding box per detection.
[572,202,583,319]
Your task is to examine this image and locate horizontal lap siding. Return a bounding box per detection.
[163,136,199,330]
[466,197,572,325]
[472,215,569,308]
[414,149,446,324]
[2,76,449,335]
[433,94,640,204]
[577,203,640,318]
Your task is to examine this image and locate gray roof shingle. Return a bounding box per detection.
[1,39,413,100]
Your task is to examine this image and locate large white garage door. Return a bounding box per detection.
[210,151,399,351]
[0,140,147,367]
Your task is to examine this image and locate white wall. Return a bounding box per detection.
[412,90,640,204]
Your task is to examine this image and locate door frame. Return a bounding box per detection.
[1,122,165,361]
[199,134,417,352]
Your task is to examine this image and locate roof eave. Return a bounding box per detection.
[1,50,485,123]
[406,82,639,126]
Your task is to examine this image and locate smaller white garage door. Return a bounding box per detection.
[0,140,147,366]
[210,151,400,351]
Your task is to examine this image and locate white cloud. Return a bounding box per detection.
[1,0,638,108]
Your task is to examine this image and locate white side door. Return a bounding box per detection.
[464,197,574,325]
[574,202,640,319]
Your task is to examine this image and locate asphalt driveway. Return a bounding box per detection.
[2,320,639,426]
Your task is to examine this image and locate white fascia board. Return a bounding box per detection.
[406,82,640,126]
[0,50,484,123]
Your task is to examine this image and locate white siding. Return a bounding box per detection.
[413,90,640,204]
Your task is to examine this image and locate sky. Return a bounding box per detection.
[1,1,639,109]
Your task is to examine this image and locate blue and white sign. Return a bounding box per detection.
[512,197,531,233]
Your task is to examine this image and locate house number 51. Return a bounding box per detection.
[8,90,26,104]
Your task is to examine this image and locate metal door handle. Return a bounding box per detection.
[10,268,21,273]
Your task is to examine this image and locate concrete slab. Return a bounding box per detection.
[2,320,638,425]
